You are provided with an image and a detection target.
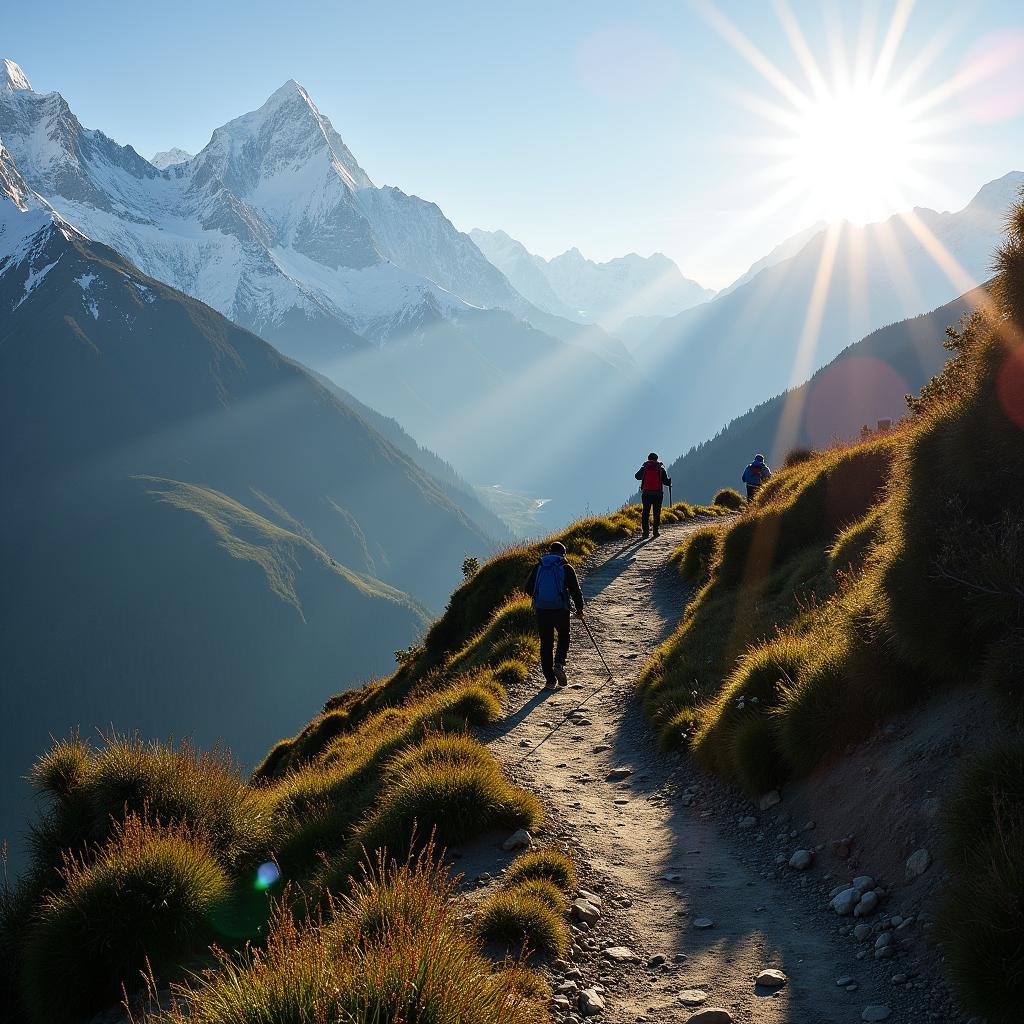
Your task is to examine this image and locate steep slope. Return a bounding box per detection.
[0,151,505,851]
[664,287,985,501]
[636,174,1023,464]
[471,227,714,329]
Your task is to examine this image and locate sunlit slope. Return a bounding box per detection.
[665,285,985,501]
[637,174,1022,463]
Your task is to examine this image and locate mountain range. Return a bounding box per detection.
[470,227,715,329]
[0,59,651,513]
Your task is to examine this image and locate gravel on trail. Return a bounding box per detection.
[481,521,938,1024]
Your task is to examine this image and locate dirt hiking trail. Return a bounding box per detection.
[481,520,925,1024]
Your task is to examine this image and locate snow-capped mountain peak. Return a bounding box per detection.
[1,59,31,92]
[150,147,192,169]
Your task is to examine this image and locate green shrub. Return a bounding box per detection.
[476,889,568,958]
[21,816,230,1024]
[730,716,787,796]
[503,848,577,891]
[712,487,744,510]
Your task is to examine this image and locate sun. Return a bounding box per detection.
[785,83,917,224]
[694,0,979,232]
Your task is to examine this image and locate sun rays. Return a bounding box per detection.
[694,0,1017,454]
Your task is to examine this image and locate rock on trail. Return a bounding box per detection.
[482,522,918,1023]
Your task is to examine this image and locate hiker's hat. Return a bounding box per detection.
[549,541,566,555]
[754,454,765,463]
[648,452,658,461]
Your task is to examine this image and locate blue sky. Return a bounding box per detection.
[6,0,1024,286]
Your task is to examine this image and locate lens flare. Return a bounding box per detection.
[254,861,280,891]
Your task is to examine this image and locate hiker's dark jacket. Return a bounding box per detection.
[635,461,671,492]
[524,557,584,612]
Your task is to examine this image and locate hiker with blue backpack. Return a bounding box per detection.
[525,541,585,689]
[742,454,772,500]
[635,453,672,538]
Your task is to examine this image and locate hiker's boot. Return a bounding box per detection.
[653,529,660,538]
[553,663,568,686]
[543,675,558,690]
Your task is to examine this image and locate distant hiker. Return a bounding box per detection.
[635,453,672,538]
[742,454,772,501]
[525,541,585,689]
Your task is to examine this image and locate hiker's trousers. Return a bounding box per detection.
[536,609,570,683]
[641,490,663,534]
[746,484,759,501]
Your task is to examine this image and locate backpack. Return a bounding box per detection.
[640,461,662,491]
[746,463,766,486]
[532,554,567,610]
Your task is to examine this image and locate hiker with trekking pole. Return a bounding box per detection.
[635,452,672,539]
[525,541,585,690]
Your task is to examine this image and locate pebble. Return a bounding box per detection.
[905,848,932,879]
[861,1006,891,1022]
[693,917,715,929]
[684,1010,734,1024]
[647,954,666,968]
[836,976,854,987]
[578,987,606,1016]
[831,887,859,916]
[603,946,635,962]
[789,849,813,871]
[502,829,532,851]
[759,790,782,810]
[853,923,872,941]
[571,899,601,926]
[605,767,633,781]
[678,989,709,1006]
[852,876,875,893]
[756,969,787,988]
[738,816,757,830]
[854,891,879,917]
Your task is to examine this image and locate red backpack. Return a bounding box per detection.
[641,461,662,490]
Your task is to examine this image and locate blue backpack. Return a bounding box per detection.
[532,554,567,610]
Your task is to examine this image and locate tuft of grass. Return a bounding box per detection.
[712,487,744,510]
[673,526,722,585]
[506,878,569,913]
[349,757,541,868]
[935,743,1024,1024]
[21,816,230,1024]
[31,735,92,803]
[149,846,548,1024]
[503,848,577,891]
[476,888,568,959]
[783,446,815,468]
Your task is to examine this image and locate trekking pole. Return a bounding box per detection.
[668,482,673,507]
[581,616,614,683]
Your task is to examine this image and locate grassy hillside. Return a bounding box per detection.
[640,203,1024,1022]
[0,501,720,1024]
[664,286,985,503]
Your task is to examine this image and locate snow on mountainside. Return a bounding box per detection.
[150,147,192,169]
[0,63,481,348]
[471,227,715,329]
